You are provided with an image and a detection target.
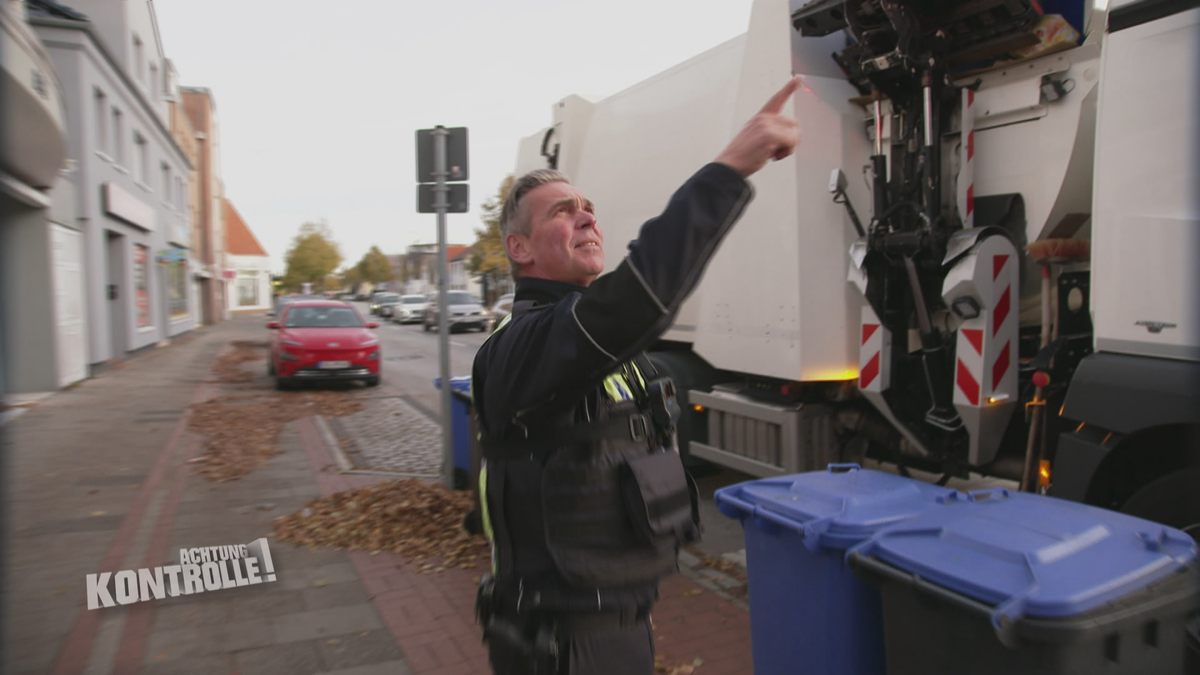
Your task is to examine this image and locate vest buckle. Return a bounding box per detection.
[629,414,649,442]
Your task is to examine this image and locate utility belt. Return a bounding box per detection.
[475,575,650,674]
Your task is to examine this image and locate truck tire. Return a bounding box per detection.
[1121,464,1200,542]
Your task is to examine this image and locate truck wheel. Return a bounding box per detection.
[1121,465,1200,542]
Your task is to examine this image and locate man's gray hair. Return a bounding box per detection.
[500,169,571,278]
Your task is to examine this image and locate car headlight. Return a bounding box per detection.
[281,339,304,346]
[367,350,380,360]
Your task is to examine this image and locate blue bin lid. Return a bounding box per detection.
[713,464,961,551]
[434,376,472,394]
[850,488,1198,624]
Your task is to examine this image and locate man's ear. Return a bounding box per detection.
[506,233,533,267]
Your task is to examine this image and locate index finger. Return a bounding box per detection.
[760,76,802,115]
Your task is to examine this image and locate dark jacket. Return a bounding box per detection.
[471,162,752,609]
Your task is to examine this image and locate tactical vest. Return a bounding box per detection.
[475,303,702,600]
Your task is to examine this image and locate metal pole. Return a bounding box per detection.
[433,126,454,489]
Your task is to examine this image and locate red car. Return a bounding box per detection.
[267,300,381,389]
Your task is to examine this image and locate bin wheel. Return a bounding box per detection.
[1121,464,1200,543]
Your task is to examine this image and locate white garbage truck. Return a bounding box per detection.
[512,0,1200,532]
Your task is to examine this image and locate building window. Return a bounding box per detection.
[133,245,151,328]
[112,109,124,164]
[133,133,147,184]
[237,274,260,307]
[168,254,189,319]
[94,89,107,154]
[133,35,144,82]
[161,162,171,198]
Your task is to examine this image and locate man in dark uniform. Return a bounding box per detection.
[471,76,802,675]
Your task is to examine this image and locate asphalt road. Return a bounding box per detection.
[354,302,1016,564]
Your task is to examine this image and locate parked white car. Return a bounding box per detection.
[390,294,431,325]
[423,291,491,333]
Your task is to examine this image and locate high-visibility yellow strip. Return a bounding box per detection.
[478,462,496,574]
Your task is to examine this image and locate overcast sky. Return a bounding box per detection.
[151,0,757,275]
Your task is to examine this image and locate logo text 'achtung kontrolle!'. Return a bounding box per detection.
[86,538,277,610]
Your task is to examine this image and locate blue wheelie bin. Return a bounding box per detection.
[847,487,1200,675]
[713,463,962,675]
[434,376,473,489]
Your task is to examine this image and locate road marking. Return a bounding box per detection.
[450,341,469,348]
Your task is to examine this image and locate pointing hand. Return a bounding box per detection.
[714,76,802,178]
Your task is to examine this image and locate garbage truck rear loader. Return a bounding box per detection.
[513,0,1200,532]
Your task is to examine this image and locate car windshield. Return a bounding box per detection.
[403,296,425,304]
[381,295,400,302]
[285,306,362,328]
[446,292,478,305]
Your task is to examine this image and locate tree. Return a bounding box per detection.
[282,221,343,292]
[341,264,363,292]
[357,246,394,286]
[470,175,514,303]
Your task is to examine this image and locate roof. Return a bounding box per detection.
[223,199,268,256]
[448,245,470,262]
[25,0,88,21]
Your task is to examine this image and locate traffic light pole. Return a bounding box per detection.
[433,126,454,490]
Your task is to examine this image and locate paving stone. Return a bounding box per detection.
[314,628,407,670]
[303,581,372,611]
[272,605,384,643]
[232,641,325,675]
[328,398,443,475]
[322,660,413,675]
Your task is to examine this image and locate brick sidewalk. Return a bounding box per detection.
[3,319,755,674]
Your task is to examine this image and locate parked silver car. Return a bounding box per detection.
[423,291,490,333]
[389,294,431,325]
[490,293,515,326]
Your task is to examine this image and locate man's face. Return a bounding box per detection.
[507,181,605,286]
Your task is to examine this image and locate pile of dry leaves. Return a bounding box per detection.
[187,390,365,482]
[272,479,488,571]
[213,340,268,384]
[187,341,366,482]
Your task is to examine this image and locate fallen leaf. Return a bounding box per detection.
[326,638,342,645]
[683,589,703,596]
[155,653,166,661]
[87,489,99,495]
[54,588,66,595]
[313,580,328,588]
[90,511,106,516]
[693,657,705,666]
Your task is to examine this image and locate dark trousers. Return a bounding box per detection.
[488,616,655,675]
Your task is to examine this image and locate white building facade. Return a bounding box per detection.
[31,0,196,369]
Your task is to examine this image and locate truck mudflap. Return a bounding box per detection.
[1051,352,1200,502]
[687,389,837,478]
